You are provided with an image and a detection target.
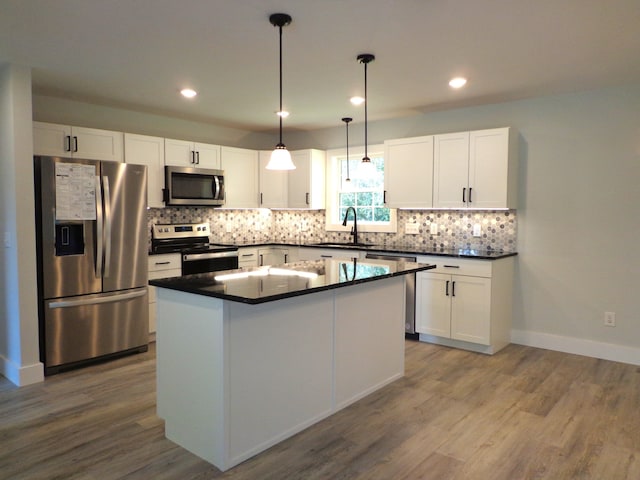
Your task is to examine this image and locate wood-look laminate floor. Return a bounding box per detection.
[2,340,640,480]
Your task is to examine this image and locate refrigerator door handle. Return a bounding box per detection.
[102,175,112,278]
[48,288,147,309]
[95,175,104,278]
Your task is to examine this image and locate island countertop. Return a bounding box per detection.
[149,258,435,305]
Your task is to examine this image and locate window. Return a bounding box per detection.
[326,145,397,233]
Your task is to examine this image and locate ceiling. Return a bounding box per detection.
[1,0,639,133]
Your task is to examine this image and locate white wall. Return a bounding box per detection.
[287,83,640,363]
[0,63,43,385]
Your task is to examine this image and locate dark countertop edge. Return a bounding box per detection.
[149,242,517,260]
[150,263,436,305]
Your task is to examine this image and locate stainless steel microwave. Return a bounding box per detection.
[164,166,225,206]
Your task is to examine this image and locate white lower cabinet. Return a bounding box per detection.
[148,253,181,333]
[238,247,259,267]
[258,247,290,266]
[297,247,361,261]
[415,255,514,354]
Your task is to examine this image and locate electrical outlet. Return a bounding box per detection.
[226,223,233,233]
[300,222,308,232]
[604,311,616,327]
[429,223,438,235]
[405,222,419,234]
[472,224,482,237]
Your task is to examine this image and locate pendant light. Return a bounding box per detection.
[266,13,296,170]
[341,117,352,183]
[356,53,378,179]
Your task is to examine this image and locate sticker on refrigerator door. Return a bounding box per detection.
[55,162,97,220]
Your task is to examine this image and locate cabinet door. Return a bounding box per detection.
[221,147,259,208]
[33,121,71,156]
[384,135,433,208]
[72,126,124,162]
[164,138,195,167]
[258,248,289,266]
[289,149,325,209]
[195,142,221,169]
[433,132,469,208]
[468,128,510,209]
[259,150,288,208]
[450,275,491,345]
[416,272,451,337]
[124,133,165,208]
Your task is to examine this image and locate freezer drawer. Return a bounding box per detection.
[44,288,148,371]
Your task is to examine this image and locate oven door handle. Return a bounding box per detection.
[183,251,239,262]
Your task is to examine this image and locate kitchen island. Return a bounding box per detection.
[151,257,435,471]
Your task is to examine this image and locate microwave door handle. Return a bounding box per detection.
[213,175,221,199]
[102,175,112,278]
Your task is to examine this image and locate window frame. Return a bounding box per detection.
[325,144,397,233]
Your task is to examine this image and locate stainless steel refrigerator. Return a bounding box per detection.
[34,156,149,375]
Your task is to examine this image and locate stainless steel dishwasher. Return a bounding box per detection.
[365,253,417,334]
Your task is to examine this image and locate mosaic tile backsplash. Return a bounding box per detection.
[148,208,517,252]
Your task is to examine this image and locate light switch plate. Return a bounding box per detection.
[429,223,438,235]
[405,222,419,234]
[473,224,482,237]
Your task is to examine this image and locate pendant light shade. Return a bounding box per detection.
[266,13,295,170]
[342,117,352,183]
[357,53,378,179]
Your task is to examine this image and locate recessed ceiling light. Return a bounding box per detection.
[276,110,289,118]
[350,96,365,106]
[180,88,197,98]
[449,77,467,89]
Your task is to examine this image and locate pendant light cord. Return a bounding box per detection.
[363,60,368,161]
[278,24,284,145]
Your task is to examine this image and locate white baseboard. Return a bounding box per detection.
[0,354,44,386]
[511,329,640,366]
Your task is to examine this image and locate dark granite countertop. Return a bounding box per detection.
[149,258,435,304]
[149,241,517,260]
[203,241,517,260]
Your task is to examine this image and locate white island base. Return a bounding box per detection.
[155,276,405,471]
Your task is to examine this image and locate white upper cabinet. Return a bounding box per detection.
[384,135,434,208]
[221,146,259,208]
[259,150,288,208]
[433,127,517,209]
[124,133,165,209]
[164,138,221,169]
[288,149,326,209]
[468,128,518,209]
[433,131,470,208]
[33,121,124,162]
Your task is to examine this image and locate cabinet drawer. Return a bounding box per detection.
[148,253,181,273]
[417,255,492,277]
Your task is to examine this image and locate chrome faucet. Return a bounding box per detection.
[342,206,358,244]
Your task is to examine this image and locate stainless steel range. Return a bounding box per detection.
[151,222,239,275]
